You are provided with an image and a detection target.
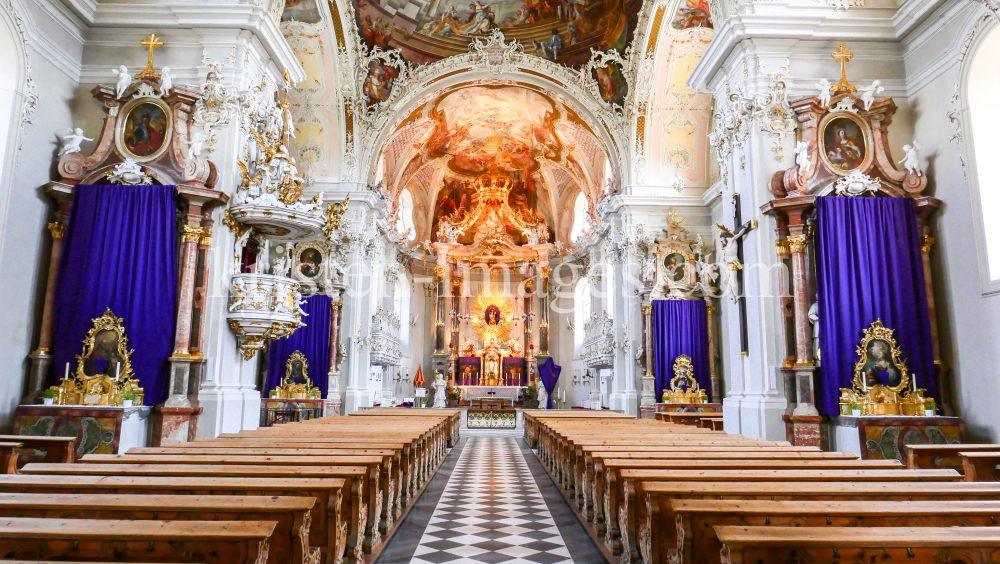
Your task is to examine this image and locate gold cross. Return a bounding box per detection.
[830,43,857,93]
[666,208,683,226]
[134,32,164,79]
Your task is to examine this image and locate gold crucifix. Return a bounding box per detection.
[830,43,857,93]
[134,33,164,79]
[666,208,683,227]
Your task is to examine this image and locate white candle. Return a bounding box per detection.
[116,362,120,382]
[64,363,69,381]
[912,373,917,392]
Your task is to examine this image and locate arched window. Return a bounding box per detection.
[968,24,1000,284]
[396,188,416,241]
[0,7,24,197]
[569,192,588,243]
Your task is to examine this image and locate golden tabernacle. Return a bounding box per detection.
[839,320,935,416]
[662,354,708,404]
[270,351,321,399]
[49,308,144,406]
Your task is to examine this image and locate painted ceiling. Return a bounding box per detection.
[380,84,608,244]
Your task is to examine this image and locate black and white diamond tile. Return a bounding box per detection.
[410,435,574,564]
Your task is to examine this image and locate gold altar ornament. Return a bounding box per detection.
[839,319,933,416]
[135,33,164,80]
[831,43,857,93]
[48,308,144,406]
[662,354,708,404]
[270,351,321,399]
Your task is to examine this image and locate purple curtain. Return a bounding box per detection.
[503,357,526,386]
[264,294,331,399]
[457,357,481,385]
[51,185,178,405]
[652,300,711,402]
[538,357,561,409]
[815,196,937,415]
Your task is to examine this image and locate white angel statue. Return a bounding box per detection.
[112,66,132,99]
[59,128,93,157]
[815,78,832,107]
[159,66,174,96]
[187,131,207,160]
[899,142,923,176]
[858,80,884,111]
[641,254,657,283]
[794,141,811,173]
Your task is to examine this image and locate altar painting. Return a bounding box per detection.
[118,99,170,161]
[355,0,641,67]
[822,116,867,173]
[671,0,712,30]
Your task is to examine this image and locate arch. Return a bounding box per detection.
[396,188,416,241]
[573,276,592,353]
[961,17,1000,291]
[569,192,589,243]
[395,273,411,355]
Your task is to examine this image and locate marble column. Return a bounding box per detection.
[523,268,534,367]
[434,265,446,354]
[706,299,720,402]
[25,220,69,404]
[327,289,344,416]
[538,265,550,354]
[638,301,656,419]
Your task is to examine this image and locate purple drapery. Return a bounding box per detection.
[51,185,178,405]
[815,196,937,415]
[652,300,711,402]
[538,357,561,409]
[264,294,331,398]
[502,357,526,386]
[457,357,481,385]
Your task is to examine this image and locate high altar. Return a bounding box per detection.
[425,169,554,402]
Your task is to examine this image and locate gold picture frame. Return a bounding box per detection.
[662,354,707,404]
[271,350,321,399]
[115,96,173,163]
[851,319,909,393]
[818,111,872,176]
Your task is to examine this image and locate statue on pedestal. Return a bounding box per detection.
[432,371,448,408]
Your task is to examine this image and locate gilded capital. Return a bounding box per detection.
[787,234,809,253]
[331,301,344,311]
[540,266,551,279]
[47,222,67,239]
[775,239,790,256]
[921,236,936,254]
[181,225,204,243]
[641,306,652,316]
[199,229,213,246]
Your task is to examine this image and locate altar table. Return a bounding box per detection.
[831,415,965,462]
[12,404,152,460]
[458,386,520,403]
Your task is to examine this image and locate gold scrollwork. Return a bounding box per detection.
[49,308,143,406]
[199,229,213,246]
[270,350,321,399]
[641,306,652,316]
[323,194,350,237]
[662,355,707,404]
[775,239,790,256]
[838,319,932,416]
[180,225,203,243]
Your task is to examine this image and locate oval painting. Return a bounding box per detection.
[121,101,169,159]
[663,252,686,282]
[822,116,867,173]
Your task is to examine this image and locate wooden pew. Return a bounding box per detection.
[0,493,317,564]
[0,435,75,465]
[961,451,1000,482]
[642,481,1000,564]
[612,468,961,560]
[671,499,1000,564]
[0,474,351,564]
[0,442,21,474]
[907,443,1000,470]
[715,526,1000,564]
[0,517,275,564]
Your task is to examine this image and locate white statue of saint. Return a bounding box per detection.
[59,128,93,157]
[808,299,821,362]
[641,253,656,283]
[899,142,923,176]
[815,78,832,107]
[159,66,173,96]
[432,371,448,408]
[187,131,207,160]
[112,65,132,99]
[794,141,811,174]
[858,80,885,111]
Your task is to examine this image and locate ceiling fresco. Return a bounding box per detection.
[355,0,643,67]
[379,84,608,243]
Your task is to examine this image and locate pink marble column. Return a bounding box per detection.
[705,298,718,400]
[327,294,343,416]
[36,222,67,353]
[787,232,813,366]
[172,223,202,357]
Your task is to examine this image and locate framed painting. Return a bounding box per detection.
[819,112,871,175]
[297,247,324,279]
[662,252,686,283]
[116,97,172,163]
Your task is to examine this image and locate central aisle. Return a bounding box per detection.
[377,432,606,564]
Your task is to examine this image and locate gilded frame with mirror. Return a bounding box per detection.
[49,308,143,406]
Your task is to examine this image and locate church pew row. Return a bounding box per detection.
[715,526,1000,564]
[907,443,1000,471]
[0,517,274,564]
[5,412,456,564]
[526,412,998,564]
[0,441,21,474]
[0,493,317,564]
[0,435,75,468]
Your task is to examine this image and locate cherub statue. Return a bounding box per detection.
[112,65,132,99]
[794,141,811,174]
[59,128,93,157]
[899,142,923,176]
[229,277,248,312]
[187,131,207,160]
[815,78,832,107]
[858,80,884,111]
[159,66,174,96]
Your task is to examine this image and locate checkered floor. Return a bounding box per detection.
[409,435,575,564]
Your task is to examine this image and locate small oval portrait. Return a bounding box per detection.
[861,338,903,388]
[119,99,171,161]
[663,252,686,282]
[298,248,323,279]
[822,116,867,173]
[484,305,501,326]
